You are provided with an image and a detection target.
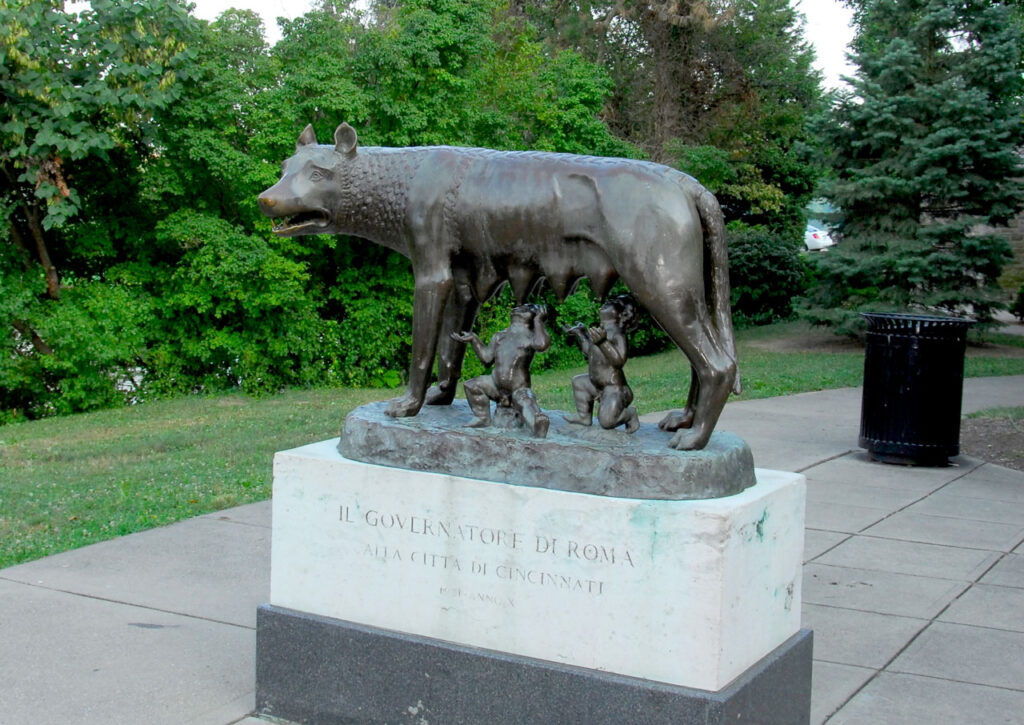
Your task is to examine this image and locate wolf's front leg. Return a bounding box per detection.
[387,274,454,418]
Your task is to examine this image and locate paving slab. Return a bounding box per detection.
[800,451,970,492]
[803,563,968,618]
[904,489,1024,525]
[808,661,874,725]
[0,579,255,725]
[890,621,1024,691]
[801,604,927,669]
[980,553,1024,588]
[965,462,1024,485]
[862,510,1024,551]
[804,500,890,534]
[814,535,1000,581]
[803,479,925,511]
[942,466,1024,504]
[828,672,1024,725]
[939,584,1024,632]
[803,529,848,562]
[1,508,271,628]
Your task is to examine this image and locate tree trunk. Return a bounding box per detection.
[10,318,54,356]
[7,221,33,269]
[22,201,60,300]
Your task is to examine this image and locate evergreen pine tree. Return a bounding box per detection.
[802,0,1024,331]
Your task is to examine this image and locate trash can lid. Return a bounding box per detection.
[860,311,975,333]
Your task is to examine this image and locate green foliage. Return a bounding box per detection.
[469,35,639,156]
[0,0,199,418]
[327,240,415,388]
[669,143,788,224]
[143,8,279,229]
[520,0,822,235]
[802,0,1024,332]
[33,282,152,415]
[147,211,338,395]
[727,226,811,325]
[0,0,826,420]
[0,0,196,228]
[0,276,152,421]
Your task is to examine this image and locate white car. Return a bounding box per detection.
[804,224,837,251]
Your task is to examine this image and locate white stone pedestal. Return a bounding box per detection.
[269,439,805,693]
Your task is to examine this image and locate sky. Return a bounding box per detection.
[188,0,856,88]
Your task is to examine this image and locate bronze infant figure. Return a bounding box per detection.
[452,303,551,438]
[564,295,640,434]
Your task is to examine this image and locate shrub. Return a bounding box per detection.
[0,279,152,421]
[148,211,338,395]
[727,226,810,326]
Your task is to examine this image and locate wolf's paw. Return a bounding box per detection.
[425,385,455,406]
[668,428,709,451]
[658,409,694,431]
[385,394,423,418]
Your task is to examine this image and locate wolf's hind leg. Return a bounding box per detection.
[654,307,736,450]
[427,284,479,405]
[658,370,697,431]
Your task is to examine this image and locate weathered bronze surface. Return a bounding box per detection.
[259,123,739,450]
[564,295,639,433]
[339,401,756,500]
[453,303,551,438]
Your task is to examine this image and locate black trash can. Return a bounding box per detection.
[859,312,974,466]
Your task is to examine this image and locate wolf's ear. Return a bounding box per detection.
[296,124,317,150]
[334,123,358,156]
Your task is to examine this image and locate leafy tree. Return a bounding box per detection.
[137,10,347,396]
[802,0,1024,332]
[0,0,697,421]
[515,0,822,235]
[0,0,196,420]
[0,0,194,297]
[266,0,640,390]
[139,0,637,400]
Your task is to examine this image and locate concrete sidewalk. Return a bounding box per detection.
[1,377,1022,724]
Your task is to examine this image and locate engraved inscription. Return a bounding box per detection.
[362,508,524,550]
[339,502,640,606]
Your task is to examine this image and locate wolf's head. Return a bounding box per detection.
[257,123,358,236]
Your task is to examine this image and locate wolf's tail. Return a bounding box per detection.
[694,186,741,394]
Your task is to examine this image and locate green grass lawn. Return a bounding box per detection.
[2,321,1022,568]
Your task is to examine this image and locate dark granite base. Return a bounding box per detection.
[256,604,812,725]
[339,400,756,500]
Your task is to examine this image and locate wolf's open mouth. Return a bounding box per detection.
[271,210,330,234]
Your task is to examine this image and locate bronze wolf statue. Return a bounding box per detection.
[258,123,739,450]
